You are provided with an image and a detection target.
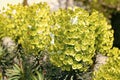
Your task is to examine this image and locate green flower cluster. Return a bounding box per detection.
[50,7,113,71]
[0,2,114,74]
[0,3,51,54]
[94,47,120,80]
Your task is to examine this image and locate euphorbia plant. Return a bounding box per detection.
[0,3,51,55]
[93,47,120,80]
[50,7,113,73]
[0,3,52,80]
[0,2,116,80]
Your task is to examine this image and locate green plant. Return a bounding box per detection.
[93,47,120,80]
[6,64,44,80]
[0,3,52,80]
[0,2,118,80]
[0,3,51,55]
[0,45,4,60]
[49,7,113,75]
[0,45,3,80]
[75,0,120,18]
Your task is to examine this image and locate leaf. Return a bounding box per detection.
[36,71,44,80]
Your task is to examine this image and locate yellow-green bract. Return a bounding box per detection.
[50,7,113,71]
[0,3,51,55]
[0,2,114,73]
[93,47,120,80]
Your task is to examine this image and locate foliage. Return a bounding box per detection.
[0,3,52,80]
[91,0,120,18]
[0,2,119,80]
[0,45,4,60]
[75,0,120,18]
[6,60,44,80]
[0,3,51,55]
[74,0,120,49]
[0,45,3,80]
[50,7,113,73]
[93,47,120,80]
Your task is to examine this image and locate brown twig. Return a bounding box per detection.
[23,0,28,6]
